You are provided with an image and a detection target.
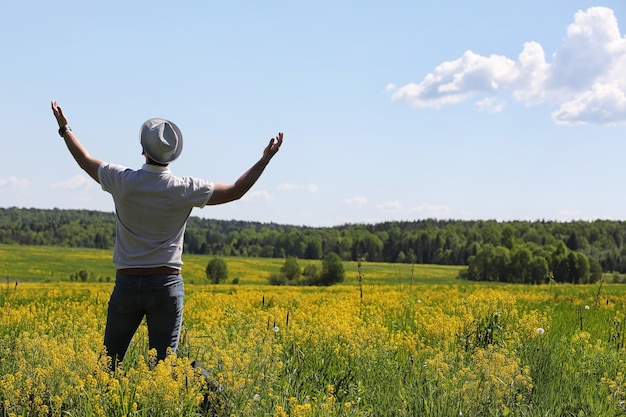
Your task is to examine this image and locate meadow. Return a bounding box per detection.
[2,245,626,416]
[0,244,463,286]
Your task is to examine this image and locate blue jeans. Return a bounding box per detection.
[104,273,184,365]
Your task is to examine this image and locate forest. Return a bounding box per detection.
[3,207,626,283]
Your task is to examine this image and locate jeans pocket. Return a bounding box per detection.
[147,276,184,313]
[108,285,140,315]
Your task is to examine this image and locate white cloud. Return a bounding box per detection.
[278,183,319,193]
[513,41,551,104]
[389,7,626,125]
[409,203,451,216]
[51,174,93,190]
[241,190,273,204]
[549,7,623,92]
[344,196,368,206]
[389,50,518,109]
[377,200,403,211]
[476,97,506,112]
[557,210,584,221]
[552,82,626,125]
[278,183,302,191]
[0,176,29,189]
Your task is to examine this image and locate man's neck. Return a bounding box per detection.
[145,157,168,167]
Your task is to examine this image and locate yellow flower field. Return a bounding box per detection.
[1,279,626,416]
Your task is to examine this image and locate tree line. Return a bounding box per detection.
[460,240,603,284]
[3,207,626,277]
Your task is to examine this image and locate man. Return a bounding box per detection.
[51,101,283,366]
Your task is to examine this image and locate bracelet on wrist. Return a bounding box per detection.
[58,125,71,137]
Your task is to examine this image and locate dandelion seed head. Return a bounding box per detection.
[253,394,261,402]
[536,327,545,335]
[272,326,280,333]
[585,305,590,310]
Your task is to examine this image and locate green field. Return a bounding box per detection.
[0,244,465,285]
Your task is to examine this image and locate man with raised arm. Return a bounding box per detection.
[51,101,283,366]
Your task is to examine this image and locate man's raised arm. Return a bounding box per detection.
[207,132,283,205]
[51,101,103,183]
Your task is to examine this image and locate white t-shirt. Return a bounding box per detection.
[98,163,214,270]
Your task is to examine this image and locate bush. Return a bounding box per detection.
[318,253,345,286]
[280,257,301,281]
[268,273,287,286]
[269,257,303,286]
[303,264,320,284]
[70,269,90,282]
[269,256,344,286]
[206,257,228,284]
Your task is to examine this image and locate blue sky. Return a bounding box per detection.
[2,1,625,227]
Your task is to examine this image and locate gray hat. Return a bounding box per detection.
[140,118,183,164]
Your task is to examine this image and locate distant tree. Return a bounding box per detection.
[570,252,590,284]
[566,231,581,251]
[206,257,228,284]
[529,256,549,284]
[280,257,301,282]
[589,257,603,283]
[304,238,323,259]
[464,244,497,281]
[318,252,345,286]
[492,246,511,282]
[510,246,532,283]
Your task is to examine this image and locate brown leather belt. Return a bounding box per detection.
[117,267,181,276]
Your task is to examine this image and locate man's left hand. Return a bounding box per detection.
[51,101,68,127]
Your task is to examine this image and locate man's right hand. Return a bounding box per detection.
[263,132,283,161]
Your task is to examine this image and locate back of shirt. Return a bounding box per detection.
[98,163,214,269]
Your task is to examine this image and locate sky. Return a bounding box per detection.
[2,1,626,227]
